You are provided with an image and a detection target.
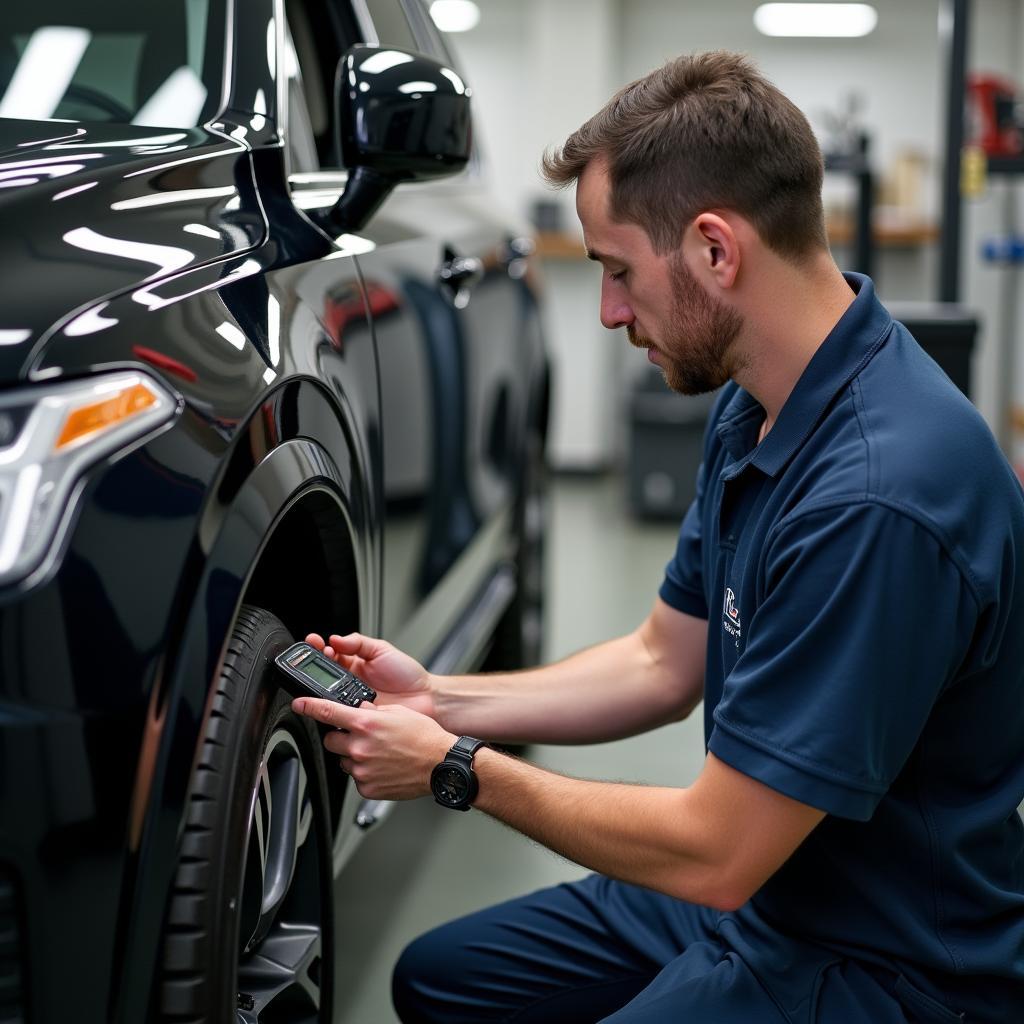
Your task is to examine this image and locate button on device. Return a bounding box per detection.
[274,642,377,707]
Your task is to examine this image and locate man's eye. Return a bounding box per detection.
[609,269,626,282]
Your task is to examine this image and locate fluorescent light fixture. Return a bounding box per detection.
[430,1,481,33]
[398,81,438,95]
[327,233,377,257]
[62,302,119,337]
[183,222,221,239]
[360,50,414,75]
[267,295,280,368]
[132,66,208,128]
[439,67,467,94]
[110,185,236,211]
[216,322,247,350]
[0,27,90,120]
[53,181,98,201]
[63,227,194,279]
[754,3,878,37]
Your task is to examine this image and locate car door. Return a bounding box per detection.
[284,0,528,666]
[356,0,533,660]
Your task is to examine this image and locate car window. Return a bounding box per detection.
[0,1,227,128]
[282,18,320,174]
[355,0,420,53]
[285,0,362,168]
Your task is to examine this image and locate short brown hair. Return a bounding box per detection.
[542,51,827,261]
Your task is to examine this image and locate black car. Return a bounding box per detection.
[0,1,549,1020]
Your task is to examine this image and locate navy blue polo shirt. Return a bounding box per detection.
[659,274,1024,1020]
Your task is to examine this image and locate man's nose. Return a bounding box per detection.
[600,282,634,331]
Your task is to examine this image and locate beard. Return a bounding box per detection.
[628,254,743,395]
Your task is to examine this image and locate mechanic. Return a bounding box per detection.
[292,51,1024,1023]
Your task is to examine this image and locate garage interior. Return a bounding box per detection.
[335,476,689,1022]
[335,1,1024,1019]
[3,0,1024,1020]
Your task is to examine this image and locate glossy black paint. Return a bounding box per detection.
[329,46,472,233]
[341,45,471,175]
[0,1,548,1021]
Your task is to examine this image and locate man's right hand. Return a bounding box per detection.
[304,632,436,720]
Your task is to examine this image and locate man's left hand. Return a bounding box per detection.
[291,697,456,800]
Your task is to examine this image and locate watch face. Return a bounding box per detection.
[431,763,470,806]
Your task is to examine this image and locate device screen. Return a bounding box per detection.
[302,658,345,691]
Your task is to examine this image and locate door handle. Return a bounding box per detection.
[439,254,483,307]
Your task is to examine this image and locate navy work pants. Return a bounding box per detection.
[392,874,965,1023]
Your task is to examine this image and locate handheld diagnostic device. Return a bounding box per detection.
[274,642,377,706]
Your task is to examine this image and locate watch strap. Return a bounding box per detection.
[448,736,487,763]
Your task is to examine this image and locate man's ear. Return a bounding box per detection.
[686,213,740,289]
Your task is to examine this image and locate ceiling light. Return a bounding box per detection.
[430,1,481,33]
[754,3,878,37]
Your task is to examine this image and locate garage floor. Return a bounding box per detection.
[332,472,706,1024]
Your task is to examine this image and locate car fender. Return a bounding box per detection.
[111,384,375,1024]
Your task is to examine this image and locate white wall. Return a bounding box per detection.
[453,0,629,469]
[462,0,947,227]
[449,0,1024,470]
[621,0,942,193]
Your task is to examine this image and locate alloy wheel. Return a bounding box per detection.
[236,729,325,1023]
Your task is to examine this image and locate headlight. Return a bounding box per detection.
[0,371,178,587]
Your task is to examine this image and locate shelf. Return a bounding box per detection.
[827,219,939,247]
[534,231,588,260]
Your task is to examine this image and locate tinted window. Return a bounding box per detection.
[285,0,362,167]
[359,0,420,52]
[0,1,226,127]
[283,18,320,174]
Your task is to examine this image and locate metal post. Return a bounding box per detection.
[938,0,969,302]
[854,132,874,280]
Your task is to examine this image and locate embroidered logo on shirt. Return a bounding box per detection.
[722,587,742,643]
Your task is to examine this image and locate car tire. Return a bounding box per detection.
[159,605,334,1023]
[485,430,547,671]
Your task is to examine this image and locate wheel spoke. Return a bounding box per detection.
[238,728,323,1021]
[261,756,304,921]
[237,923,321,1019]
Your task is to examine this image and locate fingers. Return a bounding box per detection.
[305,631,386,668]
[328,633,391,660]
[292,697,362,729]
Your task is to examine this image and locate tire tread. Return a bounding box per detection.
[158,605,291,1022]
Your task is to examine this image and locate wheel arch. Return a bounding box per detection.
[114,381,377,1022]
[242,485,362,649]
[240,483,363,831]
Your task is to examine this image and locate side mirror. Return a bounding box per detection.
[325,45,473,234]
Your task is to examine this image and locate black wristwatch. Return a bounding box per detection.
[430,736,487,811]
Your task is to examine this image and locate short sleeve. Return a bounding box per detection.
[658,458,709,619]
[708,502,975,820]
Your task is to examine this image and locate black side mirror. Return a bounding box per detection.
[325,45,473,234]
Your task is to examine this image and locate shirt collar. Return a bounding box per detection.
[715,273,893,478]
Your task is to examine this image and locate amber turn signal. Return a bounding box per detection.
[55,383,157,451]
